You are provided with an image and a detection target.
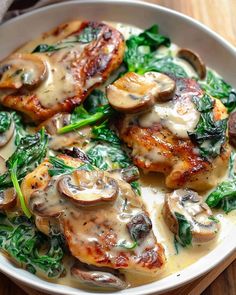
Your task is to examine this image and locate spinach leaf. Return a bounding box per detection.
[0,215,64,278]
[92,121,120,145]
[174,212,192,247]
[124,24,170,73]
[200,70,236,112]
[206,152,236,213]
[12,111,25,146]
[0,112,11,133]
[33,26,100,53]
[83,89,108,113]
[0,128,48,190]
[58,104,113,134]
[206,180,236,213]
[87,143,131,170]
[48,156,94,177]
[124,25,187,77]
[143,56,188,78]
[188,94,227,159]
[48,157,76,177]
[130,181,141,196]
[117,240,137,250]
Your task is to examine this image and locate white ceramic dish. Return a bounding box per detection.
[0,1,236,294]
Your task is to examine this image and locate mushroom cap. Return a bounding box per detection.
[228,111,236,147]
[106,72,176,114]
[57,170,119,207]
[177,48,206,79]
[71,262,128,290]
[162,189,220,243]
[0,187,17,210]
[0,53,47,90]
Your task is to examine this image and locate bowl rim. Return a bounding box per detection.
[0,1,235,294]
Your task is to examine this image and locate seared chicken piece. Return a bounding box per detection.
[115,76,230,191]
[0,21,125,122]
[21,155,165,276]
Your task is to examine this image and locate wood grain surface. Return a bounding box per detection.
[0,1,235,295]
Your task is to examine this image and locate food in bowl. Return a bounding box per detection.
[0,18,235,291]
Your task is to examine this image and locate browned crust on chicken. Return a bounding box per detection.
[117,78,230,191]
[21,155,166,275]
[1,21,125,122]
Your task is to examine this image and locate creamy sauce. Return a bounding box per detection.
[139,95,200,138]
[0,21,235,291]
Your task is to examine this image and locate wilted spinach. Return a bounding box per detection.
[33,26,100,53]
[206,152,236,213]
[188,94,227,159]
[175,212,192,247]
[0,214,64,278]
[124,25,187,77]
[0,112,11,133]
[92,120,120,145]
[200,70,236,112]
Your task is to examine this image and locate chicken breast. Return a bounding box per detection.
[0,21,125,122]
[116,77,230,191]
[21,155,165,275]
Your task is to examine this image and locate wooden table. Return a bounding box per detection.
[0,1,235,295]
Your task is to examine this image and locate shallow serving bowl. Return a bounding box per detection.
[0,1,236,294]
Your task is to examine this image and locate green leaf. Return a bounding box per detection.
[200,70,236,112]
[0,112,11,133]
[175,212,192,247]
[48,157,76,176]
[32,25,100,53]
[92,120,120,145]
[188,94,227,159]
[87,143,131,170]
[83,89,109,113]
[0,128,48,190]
[130,181,141,196]
[0,217,64,278]
[117,240,137,250]
[10,160,31,218]
[124,24,171,74]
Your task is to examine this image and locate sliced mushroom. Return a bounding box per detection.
[177,48,206,79]
[0,156,7,175]
[40,113,71,135]
[71,262,128,290]
[60,147,89,163]
[228,111,236,147]
[109,166,139,183]
[29,180,65,217]
[127,213,152,243]
[57,170,118,206]
[0,53,47,90]
[0,117,14,147]
[0,188,17,210]
[162,189,220,243]
[106,72,176,113]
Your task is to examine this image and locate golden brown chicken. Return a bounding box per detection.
[21,154,165,276]
[0,21,125,122]
[113,75,230,191]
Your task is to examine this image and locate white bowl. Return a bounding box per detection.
[0,1,235,294]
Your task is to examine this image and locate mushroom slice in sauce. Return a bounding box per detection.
[29,180,65,217]
[0,116,14,147]
[127,213,152,243]
[57,170,118,206]
[0,188,17,210]
[162,189,220,243]
[109,166,139,183]
[40,113,91,151]
[0,53,47,89]
[71,262,128,290]
[106,72,176,113]
[177,48,206,79]
[0,156,7,175]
